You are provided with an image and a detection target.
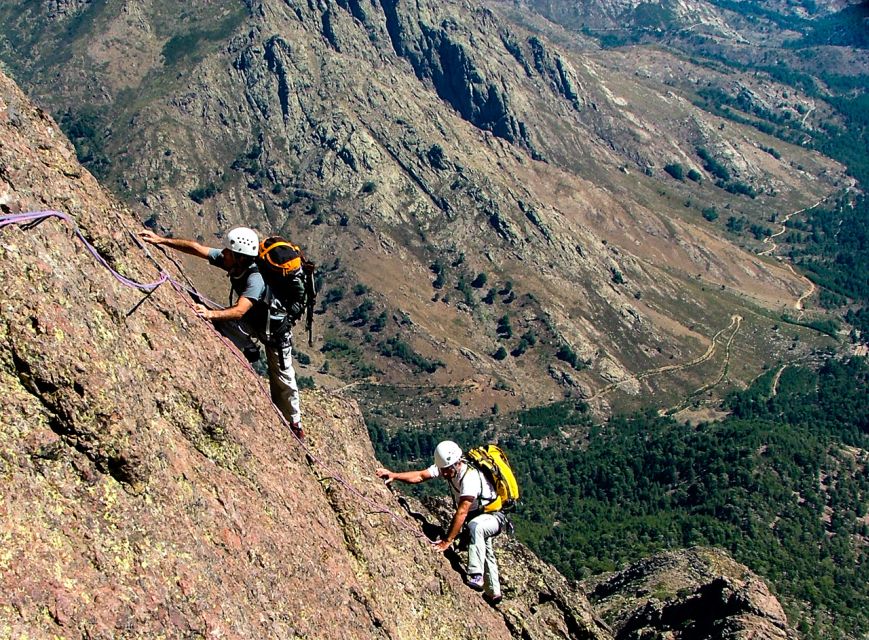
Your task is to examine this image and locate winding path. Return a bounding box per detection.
[760,185,856,313]
[758,197,825,258]
[759,194,835,316]
[590,315,742,402]
[769,364,786,398]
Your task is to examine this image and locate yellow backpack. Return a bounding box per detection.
[466,444,520,513]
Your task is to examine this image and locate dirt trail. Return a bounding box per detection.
[759,202,817,317]
[760,186,855,312]
[785,262,816,312]
[590,315,742,402]
[769,364,786,398]
[759,197,825,258]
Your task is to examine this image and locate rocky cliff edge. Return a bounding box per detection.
[0,67,516,640]
[0,70,799,640]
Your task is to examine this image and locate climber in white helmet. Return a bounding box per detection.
[375,440,504,605]
[138,226,303,438]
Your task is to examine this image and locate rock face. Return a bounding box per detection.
[0,70,801,640]
[583,547,799,640]
[0,68,514,640]
[415,495,614,640]
[0,0,847,416]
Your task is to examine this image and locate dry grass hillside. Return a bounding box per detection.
[0,0,848,420]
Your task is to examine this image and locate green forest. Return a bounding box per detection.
[368,357,868,639]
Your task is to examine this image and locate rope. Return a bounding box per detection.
[1,211,170,291]
[128,230,224,310]
[1,210,429,540]
[168,283,428,538]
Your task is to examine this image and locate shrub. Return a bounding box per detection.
[556,344,587,370]
[431,260,446,289]
[511,336,533,357]
[497,315,513,339]
[370,311,388,332]
[492,346,508,360]
[664,163,685,180]
[321,337,353,353]
[750,224,772,240]
[725,181,758,198]
[379,336,443,373]
[471,272,488,288]
[702,207,719,222]
[727,216,748,233]
[696,147,731,181]
[322,287,345,305]
[456,274,476,306]
[427,144,448,170]
[189,183,219,204]
[346,299,374,325]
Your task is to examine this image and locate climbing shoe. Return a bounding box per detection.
[484,593,503,606]
[243,345,261,363]
[466,574,484,592]
[291,421,305,440]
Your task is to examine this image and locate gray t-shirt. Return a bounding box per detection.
[207,248,286,333]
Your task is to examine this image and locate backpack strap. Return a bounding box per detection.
[264,286,273,341]
[227,263,259,307]
[464,455,498,506]
[447,464,467,502]
[260,240,303,274]
[450,462,496,511]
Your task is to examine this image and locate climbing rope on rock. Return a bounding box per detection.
[0,209,429,541]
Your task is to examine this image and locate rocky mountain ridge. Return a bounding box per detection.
[516,0,863,39]
[0,0,848,419]
[0,67,801,639]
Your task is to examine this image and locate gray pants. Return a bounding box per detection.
[467,513,502,597]
[216,320,301,426]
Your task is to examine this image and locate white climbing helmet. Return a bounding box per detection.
[434,441,463,469]
[226,226,259,257]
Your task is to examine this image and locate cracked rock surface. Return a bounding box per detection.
[0,69,511,640]
[583,547,799,640]
[0,70,800,640]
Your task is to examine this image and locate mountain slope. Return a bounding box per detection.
[0,0,847,418]
[0,67,804,640]
[0,67,517,639]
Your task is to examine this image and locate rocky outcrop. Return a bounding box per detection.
[379,0,533,149]
[42,0,93,20]
[0,72,804,639]
[1,68,516,640]
[583,548,799,640]
[527,37,583,111]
